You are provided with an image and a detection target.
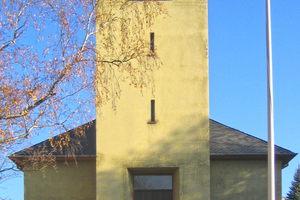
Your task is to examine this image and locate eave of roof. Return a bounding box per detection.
[209,119,297,167]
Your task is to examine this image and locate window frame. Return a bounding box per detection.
[128,168,179,200]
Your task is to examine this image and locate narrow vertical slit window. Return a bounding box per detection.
[150,32,154,54]
[151,100,155,123]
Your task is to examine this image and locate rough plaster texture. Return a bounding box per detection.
[24,161,96,200]
[96,0,209,199]
[210,159,282,200]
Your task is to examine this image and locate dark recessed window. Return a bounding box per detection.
[150,33,154,54]
[151,99,155,122]
[133,175,173,200]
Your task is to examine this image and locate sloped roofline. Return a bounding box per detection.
[210,119,296,154]
[209,119,297,168]
[10,119,297,169]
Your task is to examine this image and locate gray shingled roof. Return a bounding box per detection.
[11,119,297,167]
[210,119,295,156]
[210,119,297,167]
[11,120,96,158]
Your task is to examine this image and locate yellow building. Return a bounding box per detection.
[11,120,296,200]
[10,0,297,199]
[96,0,209,199]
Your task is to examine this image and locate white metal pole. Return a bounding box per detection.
[266,0,275,199]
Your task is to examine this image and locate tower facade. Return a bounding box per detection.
[96,0,209,199]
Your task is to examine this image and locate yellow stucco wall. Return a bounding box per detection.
[24,160,96,200]
[96,0,209,199]
[210,159,282,200]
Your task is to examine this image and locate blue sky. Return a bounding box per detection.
[1,0,300,199]
[209,0,300,197]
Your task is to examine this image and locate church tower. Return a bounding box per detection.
[96,0,209,199]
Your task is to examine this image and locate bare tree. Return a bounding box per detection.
[0,0,166,184]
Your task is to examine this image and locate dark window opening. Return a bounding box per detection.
[150,33,154,54]
[133,175,173,200]
[151,100,155,122]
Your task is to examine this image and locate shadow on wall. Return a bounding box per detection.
[97,114,210,200]
[210,159,281,200]
[24,160,96,200]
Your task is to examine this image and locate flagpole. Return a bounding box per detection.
[266,0,275,199]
